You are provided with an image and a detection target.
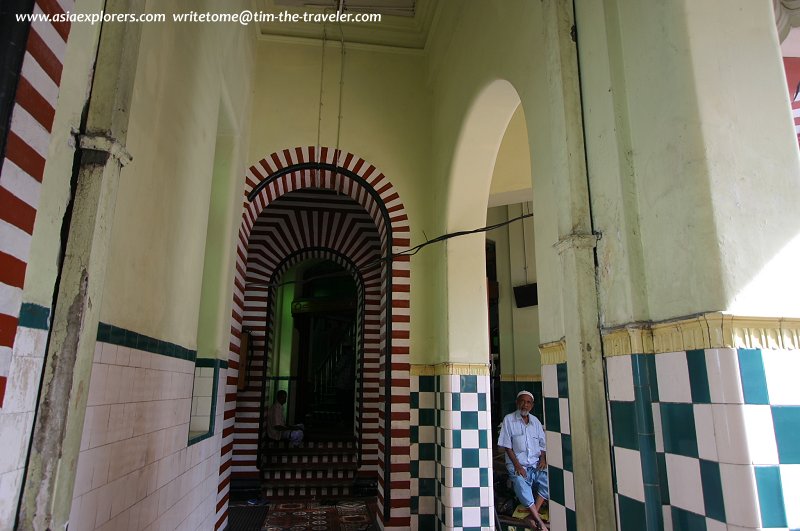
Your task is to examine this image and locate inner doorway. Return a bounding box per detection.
[290,260,359,436]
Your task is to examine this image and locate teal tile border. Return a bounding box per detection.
[18,303,50,330]
[188,359,225,446]
[96,322,196,362]
[195,357,228,369]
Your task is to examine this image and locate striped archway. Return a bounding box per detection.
[216,147,411,531]
[234,190,382,478]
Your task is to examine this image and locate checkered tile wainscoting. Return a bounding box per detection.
[542,363,577,531]
[411,373,495,530]
[606,348,800,530]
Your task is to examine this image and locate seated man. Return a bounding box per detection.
[266,390,304,447]
[498,390,548,530]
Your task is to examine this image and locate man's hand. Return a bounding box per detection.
[537,452,547,471]
[514,462,526,477]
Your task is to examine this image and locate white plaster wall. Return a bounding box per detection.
[0,327,48,527]
[70,342,222,530]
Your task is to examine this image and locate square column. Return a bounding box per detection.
[410,366,494,530]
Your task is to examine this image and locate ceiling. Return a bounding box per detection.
[256,0,439,49]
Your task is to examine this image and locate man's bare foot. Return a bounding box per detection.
[525,513,545,530]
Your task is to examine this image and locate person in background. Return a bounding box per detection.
[267,389,304,447]
[498,390,549,530]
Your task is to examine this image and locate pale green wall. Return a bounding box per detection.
[577,0,800,325]
[196,106,242,361]
[23,0,105,307]
[426,0,566,360]
[247,39,434,360]
[101,0,255,348]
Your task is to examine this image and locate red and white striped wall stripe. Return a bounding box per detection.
[217,147,411,530]
[0,0,74,406]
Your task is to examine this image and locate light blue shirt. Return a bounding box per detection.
[498,411,546,468]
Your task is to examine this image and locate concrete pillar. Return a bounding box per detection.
[18,1,143,528]
[539,1,617,530]
[574,0,800,529]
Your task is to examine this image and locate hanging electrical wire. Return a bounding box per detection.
[244,210,533,290]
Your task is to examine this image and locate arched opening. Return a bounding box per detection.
[484,104,543,428]
[444,79,522,362]
[219,147,411,528]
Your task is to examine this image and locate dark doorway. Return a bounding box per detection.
[292,260,358,436]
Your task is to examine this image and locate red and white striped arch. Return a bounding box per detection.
[232,190,382,478]
[216,147,411,530]
[0,0,74,406]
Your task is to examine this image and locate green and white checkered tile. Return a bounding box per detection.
[543,362,577,531]
[607,348,800,530]
[411,373,495,530]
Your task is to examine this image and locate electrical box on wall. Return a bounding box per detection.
[513,283,538,308]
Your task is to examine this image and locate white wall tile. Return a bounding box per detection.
[564,470,575,510]
[719,463,760,527]
[0,469,23,528]
[763,350,800,406]
[662,505,672,530]
[547,431,563,469]
[0,411,33,475]
[781,464,800,528]
[559,398,570,435]
[742,405,779,465]
[542,364,558,398]
[705,348,744,404]
[665,453,704,515]
[712,404,749,464]
[549,501,566,531]
[100,343,118,365]
[652,404,664,453]
[694,404,718,461]
[606,355,635,402]
[3,354,44,413]
[655,351,692,403]
[87,364,109,407]
[614,447,644,502]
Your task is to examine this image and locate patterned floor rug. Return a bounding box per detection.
[262,500,376,531]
